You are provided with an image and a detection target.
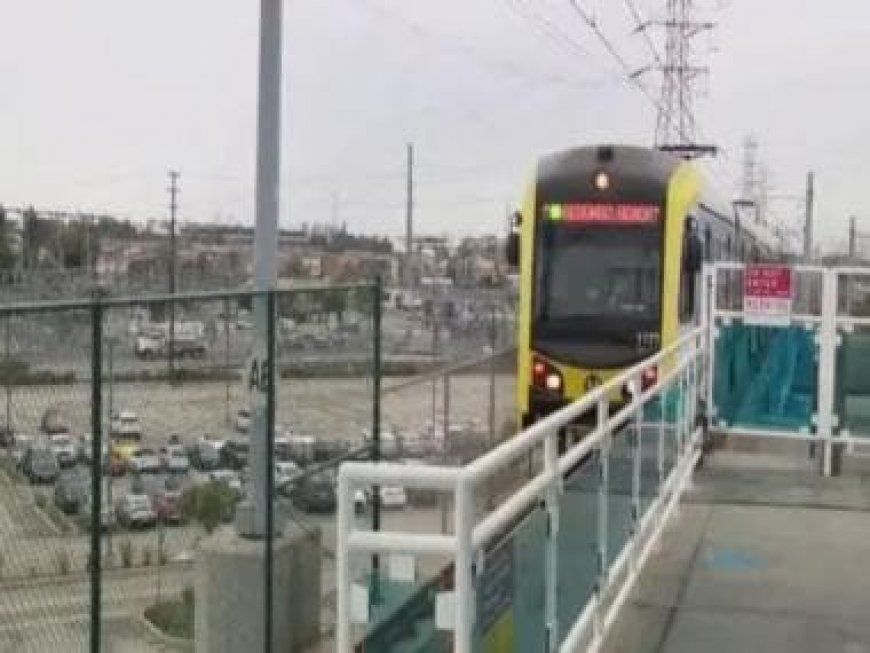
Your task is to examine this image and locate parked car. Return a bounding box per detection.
[286,434,316,465]
[54,471,90,514]
[135,334,163,359]
[353,489,367,515]
[116,493,157,529]
[235,408,251,434]
[275,461,300,490]
[160,445,190,474]
[189,439,221,471]
[286,473,336,513]
[127,447,161,474]
[168,338,207,359]
[154,489,183,524]
[221,438,249,470]
[362,428,401,459]
[209,469,243,498]
[40,408,69,436]
[378,486,408,510]
[111,411,142,440]
[49,433,77,468]
[11,434,33,468]
[21,443,60,484]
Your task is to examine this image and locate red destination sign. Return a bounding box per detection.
[547,203,660,225]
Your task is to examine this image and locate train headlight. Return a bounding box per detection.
[545,372,562,392]
[593,171,610,191]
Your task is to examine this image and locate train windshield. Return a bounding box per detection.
[534,222,662,366]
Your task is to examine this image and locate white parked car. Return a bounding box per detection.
[356,486,408,512]
[11,434,33,468]
[275,461,300,489]
[160,445,190,473]
[127,447,161,474]
[379,486,408,509]
[116,493,156,528]
[235,408,251,434]
[49,433,77,468]
[111,411,142,440]
[209,469,243,497]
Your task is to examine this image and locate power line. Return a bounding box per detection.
[501,0,612,74]
[623,0,664,68]
[352,0,605,92]
[565,0,670,140]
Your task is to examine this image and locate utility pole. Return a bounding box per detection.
[405,143,414,290]
[849,216,857,260]
[804,171,814,262]
[168,171,180,375]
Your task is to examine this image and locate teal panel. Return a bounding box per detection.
[362,574,445,653]
[836,330,870,437]
[638,422,660,514]
[608,426,634,561]
[511,507,547,652]
[557,458,599,644]
[713,321,817,432]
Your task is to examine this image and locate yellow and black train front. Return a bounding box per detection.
[514,144,702,428]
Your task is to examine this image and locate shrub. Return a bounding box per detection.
[181,482,237,534]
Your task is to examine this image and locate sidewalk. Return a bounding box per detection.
[602,438,870,653]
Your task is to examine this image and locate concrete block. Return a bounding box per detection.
[195,523,322,653]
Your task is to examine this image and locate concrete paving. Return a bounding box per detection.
[601,438,870,653]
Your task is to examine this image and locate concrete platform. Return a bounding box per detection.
[601,439,870,653]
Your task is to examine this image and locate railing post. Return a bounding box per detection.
[594,398,609,645]
[454,473,476,653]
[89,296,103,653]
[371,277,382,593]
[544,429,560,651]
[705,266,717,431]
[336,470,353,653]
[818,269,838,476]
[441,372,451,534]
[631,378,642,547]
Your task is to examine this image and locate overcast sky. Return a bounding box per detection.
[2,0,867,247]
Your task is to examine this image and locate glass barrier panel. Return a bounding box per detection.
[713,320,817,433]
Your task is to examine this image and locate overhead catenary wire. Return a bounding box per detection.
[353,0,606,92]
[622,0,664,68]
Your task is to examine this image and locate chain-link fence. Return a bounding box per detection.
[0,281,517,652]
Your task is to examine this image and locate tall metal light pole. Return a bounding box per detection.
[804,171,814,262]
[237,0,282,541]
[168,171,179,375]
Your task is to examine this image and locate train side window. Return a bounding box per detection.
[680,221,703,322]
[704,225,712,261]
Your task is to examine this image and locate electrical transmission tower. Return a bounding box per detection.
[632,0,715,156]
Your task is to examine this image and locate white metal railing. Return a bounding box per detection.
[336,325,708,653]
[708,264,870,474]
